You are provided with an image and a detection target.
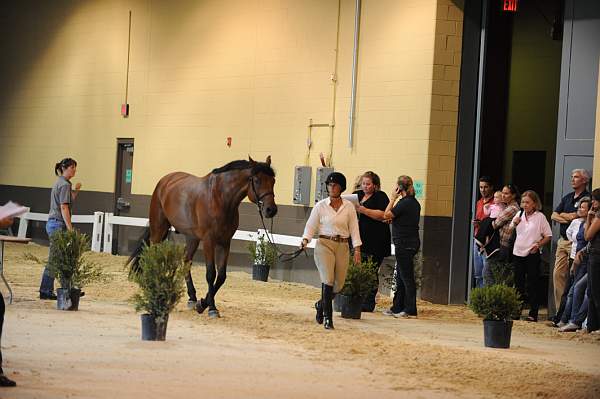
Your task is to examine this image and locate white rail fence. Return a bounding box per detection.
[16,208,104,252]
[16,211,317,254]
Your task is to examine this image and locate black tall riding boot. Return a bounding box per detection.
[323,284,334,330]
[315,284,324,324]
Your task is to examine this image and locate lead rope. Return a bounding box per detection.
[251,178,307,262]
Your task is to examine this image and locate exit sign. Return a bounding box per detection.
[503,0,518,12]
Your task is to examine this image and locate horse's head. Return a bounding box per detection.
[248,155,278,218]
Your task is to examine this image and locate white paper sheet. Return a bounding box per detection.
[342,194,359,207]
[0,201,28,220]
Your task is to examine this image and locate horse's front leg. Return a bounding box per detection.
[212,242,230,295]
[195,239,219,318]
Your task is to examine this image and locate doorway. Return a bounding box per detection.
[113,138,134,255]
[472,0,564,295]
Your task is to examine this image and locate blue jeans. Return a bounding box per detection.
[561,273,588,325]
[39,219,66,295]
[472,242,486,288]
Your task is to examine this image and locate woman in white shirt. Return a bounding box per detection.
[511,190,552,322]
[301,172,362,330]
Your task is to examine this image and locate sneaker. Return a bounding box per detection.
[382,309,415,318]
[557,321,567,328]
[396,311,418,318]
[558,322,580,332]
[39,292,57,300]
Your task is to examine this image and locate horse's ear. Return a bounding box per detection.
[265,155,271,166]
[248,155,256,165]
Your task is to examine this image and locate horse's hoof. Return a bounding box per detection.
[195,298,208,314]
[187,300,197,310]
[208,309,220,319]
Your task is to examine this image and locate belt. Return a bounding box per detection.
[319,235,349,243]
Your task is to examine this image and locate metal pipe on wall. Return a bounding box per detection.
[348,0,362,148]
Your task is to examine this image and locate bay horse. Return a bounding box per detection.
[128,156,277,318]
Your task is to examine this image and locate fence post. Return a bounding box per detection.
[103,213,113,254]
[91,212,104,252]
[16,208,31,238]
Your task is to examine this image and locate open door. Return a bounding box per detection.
[113,138,134,254]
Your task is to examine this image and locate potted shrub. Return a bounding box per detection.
[130,241,190,341]
[336,258,378,319]
[46,230,107,311]
[247,234,277,282]
[469,284,522,349]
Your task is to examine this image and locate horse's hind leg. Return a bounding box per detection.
[148,194,171,244]
[196,239,217,317]
[184,236,200,308]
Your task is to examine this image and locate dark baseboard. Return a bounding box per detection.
[1,184,454,302]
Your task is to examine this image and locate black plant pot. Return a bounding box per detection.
[334,294,348,312]
[141,314,169,341]
[56,288,70,310]
[483,320,513,349]
[56,288,81,311]
[69,288,81,311]
[340,294,362,319]
[252,264,270,282]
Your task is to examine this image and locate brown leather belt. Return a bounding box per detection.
[319,235,349,243]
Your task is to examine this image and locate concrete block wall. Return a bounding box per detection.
[0,0,462,219]
[424,0,463,217]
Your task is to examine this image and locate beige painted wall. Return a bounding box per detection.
[594,56,600,187]
[0,0,461,217]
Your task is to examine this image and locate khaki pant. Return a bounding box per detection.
[314,238,350,293]
[553,237,572,309]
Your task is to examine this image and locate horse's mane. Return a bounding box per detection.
[212,159,275,177]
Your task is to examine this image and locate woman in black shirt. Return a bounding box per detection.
[583,188,600,333]
[383,175,421,317]
[354,171,391,311]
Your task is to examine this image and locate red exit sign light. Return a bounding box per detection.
[503,0,518,12]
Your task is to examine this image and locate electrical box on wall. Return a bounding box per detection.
[315,167,334,204]
[293,166,312,206]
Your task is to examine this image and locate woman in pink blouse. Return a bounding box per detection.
[511,190,552,322]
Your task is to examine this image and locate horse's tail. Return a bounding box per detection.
[126,227,151,277]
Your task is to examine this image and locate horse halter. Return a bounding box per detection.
[249,175,274,211]
[248,175,304,262]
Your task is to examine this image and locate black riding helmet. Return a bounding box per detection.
[325,172,346,193]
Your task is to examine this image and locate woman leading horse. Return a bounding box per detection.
[128,156,277,318]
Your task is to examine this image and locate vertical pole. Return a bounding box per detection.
[91,212,104,252]
[17,208,31,238]
[103,213,114,254]
[348,0,362,148]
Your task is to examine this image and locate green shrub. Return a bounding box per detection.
[340,257,379,298]
[130,241,190,321]
[47,229,108,290]
[486,258,515,287]
[382,251,424,290]
[469,284,522,321]
[247,235,278,267]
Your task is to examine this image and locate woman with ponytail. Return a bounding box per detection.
[383,175,421,318]
[39,158,82,300]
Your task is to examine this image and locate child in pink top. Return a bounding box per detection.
[484,191,506,219]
